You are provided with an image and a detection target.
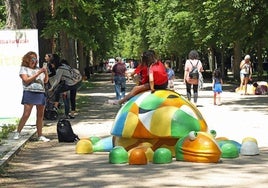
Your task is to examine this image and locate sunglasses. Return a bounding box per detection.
[31,57,38,62]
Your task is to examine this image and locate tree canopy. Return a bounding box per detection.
[2,0,268,78]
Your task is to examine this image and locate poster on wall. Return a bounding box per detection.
[0,29,39,125]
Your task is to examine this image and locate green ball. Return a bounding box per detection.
[221,143,239,158]
[153,148,172,164]
[109,146,129,164]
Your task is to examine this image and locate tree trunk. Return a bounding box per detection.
[233,41,242,80]
[77,40,85,74]
[60,31,76,66]
[256,40,263,79]
[37,9,53,63]
[220,47,226,79]
[207,47,215,71]
[5,0,21,29]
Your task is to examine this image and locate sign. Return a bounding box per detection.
[0,29,39,125]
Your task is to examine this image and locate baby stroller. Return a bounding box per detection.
[44,84,58,120]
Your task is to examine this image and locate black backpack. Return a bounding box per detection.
[189,60,199,79]
[57,119,79,142]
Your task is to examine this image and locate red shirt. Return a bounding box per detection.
[149,61,168,85]
[134,65,149,85]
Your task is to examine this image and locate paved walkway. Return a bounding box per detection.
[1,72,268,188]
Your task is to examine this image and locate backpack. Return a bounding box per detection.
[71,68,82,83]
[60,64,82,84]
[57,119,80,142]
[189,60,199,79]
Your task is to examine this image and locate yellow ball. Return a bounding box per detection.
[76,139,93,154]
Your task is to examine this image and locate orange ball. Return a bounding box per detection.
[129,148,148,165]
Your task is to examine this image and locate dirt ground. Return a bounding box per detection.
[1,72,268,188]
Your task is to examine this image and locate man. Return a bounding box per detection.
[111,57,127,100]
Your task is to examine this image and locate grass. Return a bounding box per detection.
[76,81,98,108]
[0,124,17,145]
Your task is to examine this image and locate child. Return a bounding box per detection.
[212,69,223,105]
[165,60,175,90]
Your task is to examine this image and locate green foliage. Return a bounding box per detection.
[0,124,17,140]
[2,0,268,75]
[0,1,6,28]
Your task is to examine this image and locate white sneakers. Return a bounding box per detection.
[13,132,50,142]
[38,136,50,142]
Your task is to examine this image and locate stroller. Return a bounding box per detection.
[44,84,58,120]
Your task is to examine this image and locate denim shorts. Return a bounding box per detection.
[240,73,249,78]
[21,91,46,105]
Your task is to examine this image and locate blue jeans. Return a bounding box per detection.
[114,76,126,100]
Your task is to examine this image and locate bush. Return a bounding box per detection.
[0,124,17,140]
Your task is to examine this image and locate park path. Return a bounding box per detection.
[1,72,268,188]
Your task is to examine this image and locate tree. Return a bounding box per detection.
[4,0,21,29]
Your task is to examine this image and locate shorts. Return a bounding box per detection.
[21,91,46,105]
[240,73,249,78]
[154,81,168,90]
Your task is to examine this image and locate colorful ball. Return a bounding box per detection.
[153,148,172,164]
[129,148,148,165]
[76,139,93,154]
[128,144,154,162]
[109,146,128,164]
[240,141,259,156]
[221,142,239,158]
[217,140,241,152]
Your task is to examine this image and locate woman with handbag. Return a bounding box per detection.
[184,50,204,105]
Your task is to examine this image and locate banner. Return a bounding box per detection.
[0,29,39,125]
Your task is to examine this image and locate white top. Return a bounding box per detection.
[19,66,46,92]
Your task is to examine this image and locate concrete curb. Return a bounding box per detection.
[0,129,36,169]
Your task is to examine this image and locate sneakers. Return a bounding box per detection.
[107,99,120,105]
[13,132,21,140]
[68,114,75,119]
[38,136,50,142]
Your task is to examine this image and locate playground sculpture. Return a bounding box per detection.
[76,90,259,164]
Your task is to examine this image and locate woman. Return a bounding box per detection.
[184,50,203,105]
[239,55,252,95]
[148,50,168,92]
[14,51,50,142]
[49,59,80,119]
